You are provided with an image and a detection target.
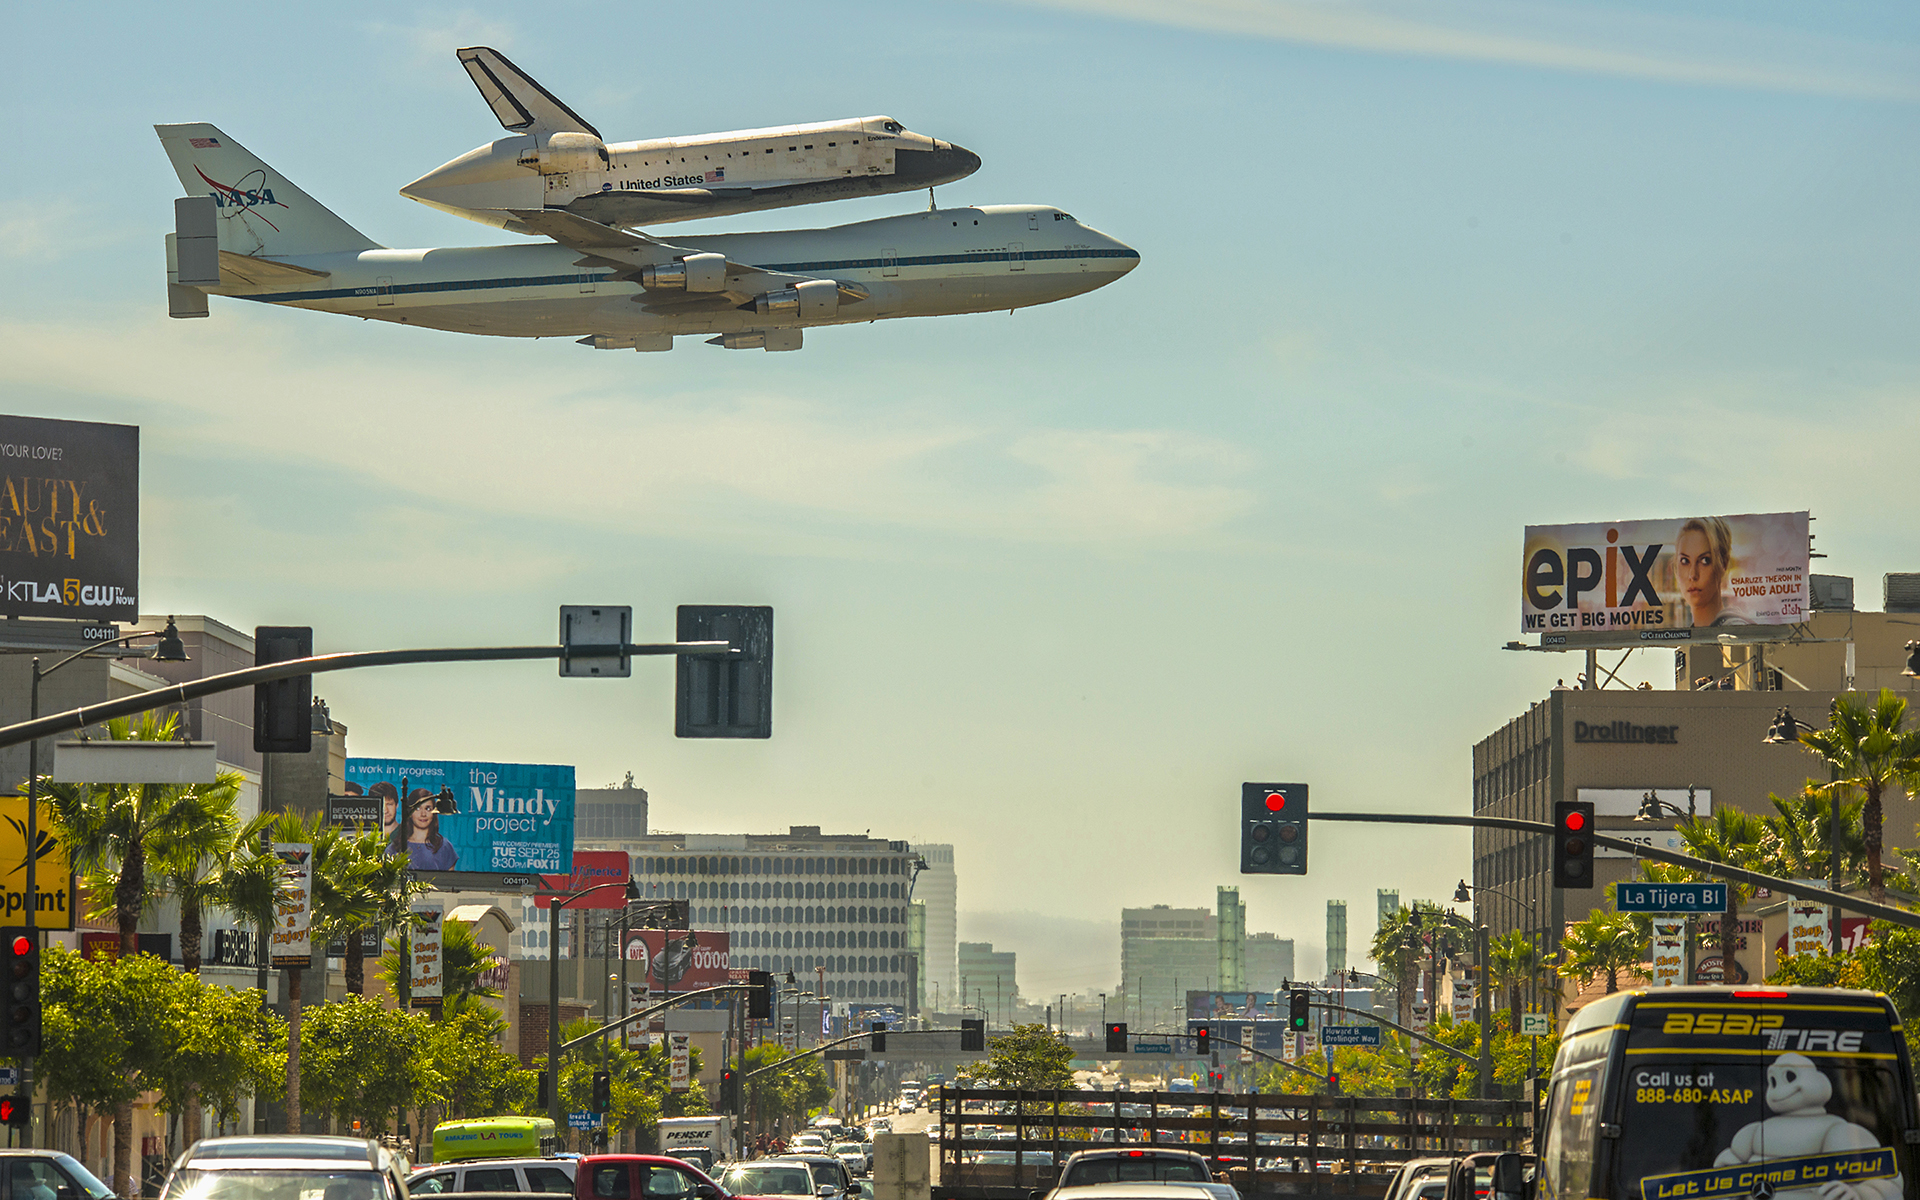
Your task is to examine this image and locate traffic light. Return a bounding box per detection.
[0,1095,26,1128]
[537,1071,550,1108]
[1193,1023,1210,1055]
[0,932,39,1057]
[253,626,314,754]
[1327,1072,1340,1095]
[676,606,773,738]
[720,1069,740,1112]
[871,1021,887,1052]
[1553,800,1595,889]
[591,1071,612,1114]
[1241,782,1308,875]
[960,1018,985,1052]
[1105,1023,1128,1053]
[1288,989,1310,1032]
[749,969,773,1020]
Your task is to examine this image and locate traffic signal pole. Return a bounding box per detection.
[1309,811,1920,930]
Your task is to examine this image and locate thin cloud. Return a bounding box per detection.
[1019,0,1920,101]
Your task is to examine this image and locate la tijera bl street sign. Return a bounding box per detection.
[1616,882,1727,913]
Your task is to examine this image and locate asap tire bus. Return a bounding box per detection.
[1538,986,1916,1200]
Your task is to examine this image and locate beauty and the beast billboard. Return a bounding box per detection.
[0,415,138,621]
[1522,511,1809,637]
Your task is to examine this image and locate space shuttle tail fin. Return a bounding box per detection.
[457,46,601,139]
[154,123,384,257]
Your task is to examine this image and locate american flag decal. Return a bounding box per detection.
[705,168,724,183]
[190,137,220,148]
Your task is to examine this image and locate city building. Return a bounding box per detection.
[1325,900,1348,976]
[1377,890,1399,926]
[1474,598,1920,985]
[957,940,1018,1024]
[574,774,649,846]
[1119,893,1296,1033]
[906,899,927,1013]
[910,842,957,1009]
[625,826,917,1005]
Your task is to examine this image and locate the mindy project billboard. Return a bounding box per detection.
[0,415,138,620]
[343,757,575,875]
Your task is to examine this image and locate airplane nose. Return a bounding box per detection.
[895,142,982,186]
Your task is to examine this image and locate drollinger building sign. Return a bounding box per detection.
[1521,511,1809,638]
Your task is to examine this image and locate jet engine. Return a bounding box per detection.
[534,131,609,174]
[754,279,840,321]
[639,253,727,292]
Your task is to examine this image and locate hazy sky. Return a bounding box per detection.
[6,1,1919,996]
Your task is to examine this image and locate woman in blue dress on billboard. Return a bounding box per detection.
[390,789,459,870]
[1676,516,1753,627]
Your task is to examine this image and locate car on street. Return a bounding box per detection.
[161,1137,410,1200]
[895,1098,915,1115]
[788,1135,828,1154]
[409,1158,578,1193]
[829,1144,868,1178]
[716,1162,820,1199]
[766,1155,863,1200]
[0,1150,117,1200]
[574,1156,730,1200]
[1038,1149,1238,1200]
[1381,1158,1458,1200]
[1043,1184,1218,1200]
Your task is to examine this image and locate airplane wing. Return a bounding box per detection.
[457,47,601,139]
[215,250,331,289]
[513,210,870,309]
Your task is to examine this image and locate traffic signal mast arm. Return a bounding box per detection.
[1161,1027,1338,1088]
[1309,1000,1477,1065]
[738,1027,974,1082]
[559,982,758,1052]
[1310,811,1920,930]
[0,639,737,751]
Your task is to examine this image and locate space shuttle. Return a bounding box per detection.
[401,47,982,233]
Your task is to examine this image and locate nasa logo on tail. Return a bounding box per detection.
[194,165,288,230]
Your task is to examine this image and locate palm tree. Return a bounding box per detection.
[41,711,247,1194]
[342,834,425,996]
[1558,911,1646,995]
[1794,689,1920,904]
[1370,907,1426,1029]
[1488,931,1538,1031]
[1753,784,1866,887]
[1674,807,1766,971]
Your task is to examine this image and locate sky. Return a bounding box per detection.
[6,1,1920,999]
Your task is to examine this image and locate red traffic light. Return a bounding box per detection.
[8,937,27,957]
[1562,810,1586,832]
[1265,792,1286,812]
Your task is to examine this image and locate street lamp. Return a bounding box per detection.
[547,878,648,1128]
[1765,707,1842,955]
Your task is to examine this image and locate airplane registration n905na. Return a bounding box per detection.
[158,123,1138,353]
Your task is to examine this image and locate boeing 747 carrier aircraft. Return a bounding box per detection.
[401,46,981,232]
[159,124,1136,352]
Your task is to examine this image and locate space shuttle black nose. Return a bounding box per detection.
[895,142,981,186]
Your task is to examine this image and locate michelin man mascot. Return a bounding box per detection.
[1713,1053,1902,1200]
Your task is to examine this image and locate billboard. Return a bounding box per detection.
[0,798,73,930]
[1522,511,1809,637]
[343,758,574,875]
[534,850,630,909]
[1187,990,1281,1021]
[622,929,732,992]
[0,415,139,622]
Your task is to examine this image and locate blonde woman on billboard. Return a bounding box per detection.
[1676,516,1752,627]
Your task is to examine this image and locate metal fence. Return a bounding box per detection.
[934,1087,1532,1199]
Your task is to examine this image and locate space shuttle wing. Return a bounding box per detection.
[458,47,601,138]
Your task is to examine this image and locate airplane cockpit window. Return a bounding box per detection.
[883,121,902,133]
[1053,213,1076,221]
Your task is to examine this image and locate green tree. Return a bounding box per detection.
[1792,690,1920,903]
[742,1044,830,1135]
[1558,910,1646,995]
[300,994,442,1134]
[430,1004,535,1120]
[978,1024,1074,1090]
[42,712,245,1193]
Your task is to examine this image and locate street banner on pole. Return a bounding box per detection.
[669,1033,690,1092]
[410,905,444,1004]
[1787,901,1831,957]
[270,843,311,967]
[1411,1003,1431,1033]
[1652,920,1685,986]
[626,983,650,1049]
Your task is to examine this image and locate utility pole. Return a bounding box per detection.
[1476,924,1492,1100]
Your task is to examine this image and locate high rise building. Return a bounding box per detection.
[1377,890,1400,924]
[574,773,649,846]
[910,843,957,1010]
[957,941,1018,1025]
[1215,887,1245,991]
[1326,901,1348,977]
[906,900,927,1014]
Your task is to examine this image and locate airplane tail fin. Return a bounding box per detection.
[457,46,601,139]
[154,123,383,257]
